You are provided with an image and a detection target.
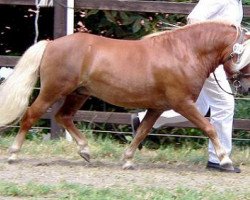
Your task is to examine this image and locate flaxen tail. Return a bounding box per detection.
[0,40,49,126]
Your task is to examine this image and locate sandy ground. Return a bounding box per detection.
[0,155,249,193]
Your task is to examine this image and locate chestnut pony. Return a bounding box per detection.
[1,21,250,170]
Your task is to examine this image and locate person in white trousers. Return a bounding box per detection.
[134,0,243,173]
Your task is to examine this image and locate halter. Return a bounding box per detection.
[213,71,250,96]
[216,26,250,96]
[224,26,245,65]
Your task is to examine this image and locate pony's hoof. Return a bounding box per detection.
[78,150,90,162]
[7,159,15,164]
[122,161,136,170]
[220,156,233,168]
[7,155,18,164]
[220,163,234,171]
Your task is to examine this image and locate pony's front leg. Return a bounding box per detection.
[176,103,233,170]
[122,109,162,169]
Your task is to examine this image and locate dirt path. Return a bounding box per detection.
[0,155,249,192]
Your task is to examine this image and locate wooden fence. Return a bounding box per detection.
[0,0,250,139]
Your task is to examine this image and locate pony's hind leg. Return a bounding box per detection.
[122,109,163,169]
[55,92,91,162]
[8,98,53,163]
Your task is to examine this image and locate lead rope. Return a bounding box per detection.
[213,72,240,96]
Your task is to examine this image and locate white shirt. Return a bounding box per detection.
[188,0,243,25]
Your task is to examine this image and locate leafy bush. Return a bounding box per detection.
[75,10,186,39]
[243,0,250,5]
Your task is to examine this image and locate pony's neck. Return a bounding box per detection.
[145,22,238,76]
[187,22,237,74]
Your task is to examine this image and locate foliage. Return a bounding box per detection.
[75,10,186,39]
[243,0,250,5]
[235,99,250,118]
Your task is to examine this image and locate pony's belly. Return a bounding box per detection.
[90,89,169,109]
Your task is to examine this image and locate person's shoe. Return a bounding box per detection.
[206,161,241,173]
[131,114,140,136]
[131,114,143,150]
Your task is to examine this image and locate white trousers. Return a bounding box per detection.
[139,65,234,163]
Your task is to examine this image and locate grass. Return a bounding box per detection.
[0,130,250,164]
[0,181,249,200]
[0,134,214,164]
[0,131,249,165]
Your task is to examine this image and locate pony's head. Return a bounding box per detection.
[222,27,250,96]
[227,63,250,96]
